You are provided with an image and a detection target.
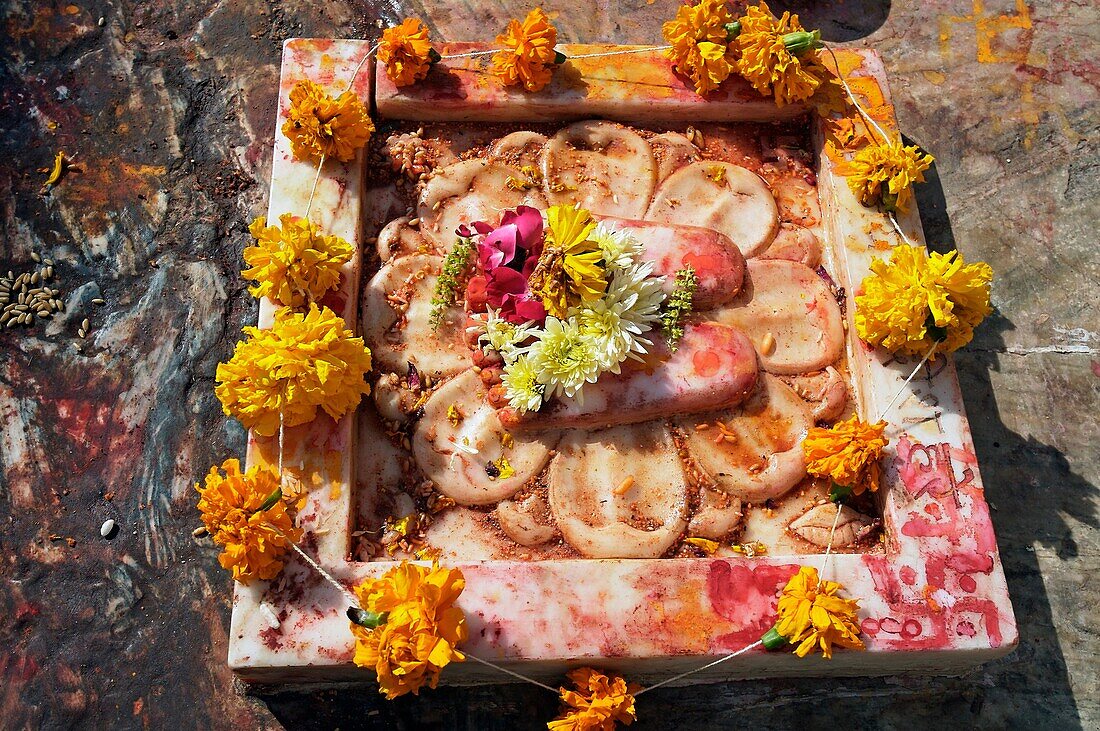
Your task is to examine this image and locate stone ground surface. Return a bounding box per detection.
[0,1,1097,729]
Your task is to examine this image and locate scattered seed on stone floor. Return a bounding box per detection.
[100,519,116,538]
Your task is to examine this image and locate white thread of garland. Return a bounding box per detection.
[635,640,763,696]
[442,44,673,61]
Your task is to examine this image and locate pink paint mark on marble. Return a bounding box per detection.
[707,561,797,649]
[958,575,978,593]
[899,565,917,585]
[956,620,977,638]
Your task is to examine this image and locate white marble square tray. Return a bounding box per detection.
[228,39,1016,686]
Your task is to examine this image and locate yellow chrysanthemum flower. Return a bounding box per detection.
[839,140,934,212]
[544,204,608,304]
[350,562,468,699]
[215,304,372,436]
[378,18,436,87]
[490,8,559,92]
[662,0,737,95]
[281,79,374,163]
[549,667,639,731]
[243,214,353,307]
[734,1,827,106]
[855,244,993,355]
[803,415,889,496]
[195,458,301,583]
[774,566,864,659]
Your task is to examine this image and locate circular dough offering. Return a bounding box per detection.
[646,161,779,258]
[488,131,548,169]
[548,424,688,558]
[678,374,812,504]
[360,254,469,376]
[496,492,557,547]
[649,131,700,183]
[417,159,546,251]
[711,259,845,375]
[376,216,433,262]
[414,371,559,506]
[541,121,657,218]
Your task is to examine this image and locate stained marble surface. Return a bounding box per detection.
[0,1,1096,729]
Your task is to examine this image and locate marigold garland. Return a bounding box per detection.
[662,0,737,96]
[350,562,468,699]
[195,458,301,583]
[215,304,372,436]
[803,415,889,498]
[282,79,374,163]
[770,566,865,659]
[378,18,437,87]
[839,140,933,213]
[491,8,561,92]
[734,1,827,106]
[855,244,993,355]
[243,214,353,307]
[548,667,638,731]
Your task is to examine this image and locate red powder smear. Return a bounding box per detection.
[693,349,721,377]
[956,620,977,638]
[681,251,723,275]
[706,561,797,649]
[899,565,917,586]
[259,627,283,650]
[958,575,978,593]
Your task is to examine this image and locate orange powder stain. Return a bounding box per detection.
[693,350,721,377]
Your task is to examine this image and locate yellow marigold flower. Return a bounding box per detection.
[548,667,638,731]
[243,214,353,307]
[840,140,934,212]
[195,458,301,583]
[281,79,373,163]
[544,204,607,303]
[662,0,737,95]
[491,8,559,92]
[734,1,827,106]
[350,562,468,699]
[803,415,888,495]
[775,566,864,659]
[215,304,372,436]
[855,244,993,355]
[378,18,436,87]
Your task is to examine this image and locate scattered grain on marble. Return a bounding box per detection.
[81,318,90,332]
[31,252,41,263]
[100,519,116,538]
[92,298,105,305]
[192,526,208,538]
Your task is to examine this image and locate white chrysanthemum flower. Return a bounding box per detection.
[478,309,535,363]
[527,317,601,399]
[590,223,645,272]
[576,261,667,372]
[500,354,545,413]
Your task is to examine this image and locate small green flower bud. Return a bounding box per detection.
[783,29,822,56]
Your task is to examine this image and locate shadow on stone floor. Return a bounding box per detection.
[785,1,891,41]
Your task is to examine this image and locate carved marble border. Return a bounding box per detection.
[228,40,1017,685]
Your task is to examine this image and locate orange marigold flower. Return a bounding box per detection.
[243,214,353,307]
[803,415,889,495]
[378,18,436,87]
[350,562,468,699]
[548,667,639,731]
[775,566,864,658]
[855,244,992,356]
[838,140,934,213]
[734,1,827,106]
[195,458,301,583]
[662,0,737,95]
[281,79,373,163]
[215,304,372,436]
[491,8,559,92]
